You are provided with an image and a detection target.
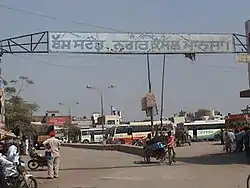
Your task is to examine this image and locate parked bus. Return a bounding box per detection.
[105,122,175,144]
[225,113,250,130]
[184,120,225,141]
[80,128,104,143]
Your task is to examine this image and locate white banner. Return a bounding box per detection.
[48,32,235,54]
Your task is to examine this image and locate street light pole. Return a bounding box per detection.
[86,85,115,141]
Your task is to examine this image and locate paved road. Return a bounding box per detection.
[26,142,250,188]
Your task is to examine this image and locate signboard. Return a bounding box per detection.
[48,116,70,125]
[236,53,250,63]
[141,97,147,111]
[48,32,234,54]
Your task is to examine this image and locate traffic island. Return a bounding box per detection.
[62,143,143,156]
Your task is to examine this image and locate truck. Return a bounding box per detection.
[33,124,54,149]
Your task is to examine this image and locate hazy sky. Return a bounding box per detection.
[0,0,250,120]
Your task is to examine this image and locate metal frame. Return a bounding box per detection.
[0,31,247,54]
[233,33,248,53]
[0,31,48,54]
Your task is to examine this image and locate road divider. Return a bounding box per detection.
[62,143,144,156]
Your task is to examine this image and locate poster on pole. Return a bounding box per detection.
[236,53,250,64]
[48,32,235,54]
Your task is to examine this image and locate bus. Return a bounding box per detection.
[225,113,250,130]
[105,122,175,144]
[80,128,104,143]
[184,120,225,141]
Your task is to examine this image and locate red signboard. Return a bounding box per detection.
[227,114,250,120]
[47,116,71,125]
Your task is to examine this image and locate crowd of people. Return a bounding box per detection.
[222,127,250,163]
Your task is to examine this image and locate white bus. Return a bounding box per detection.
[184,120,225,141]
[80,128,104,143]
[105,122,175,144]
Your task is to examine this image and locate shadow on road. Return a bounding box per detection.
[59,164,157,171]
[177,152,248,165]
[58,161,184,172]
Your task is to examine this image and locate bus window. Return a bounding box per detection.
[81,131,88,136]
[94,130,103,135]
[132,125,151,132]
[116,126,128,134]
[107,120,115,125]
[127,127,132,135]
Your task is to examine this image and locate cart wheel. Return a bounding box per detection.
[247,174,250,188]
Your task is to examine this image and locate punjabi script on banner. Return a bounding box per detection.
[48,32,235,54]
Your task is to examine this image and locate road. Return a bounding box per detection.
[26,142,250,188]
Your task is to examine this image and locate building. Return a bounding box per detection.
[97,115,121,125]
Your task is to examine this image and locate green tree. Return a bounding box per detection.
[4,77,39,129]
[195,109,212,119]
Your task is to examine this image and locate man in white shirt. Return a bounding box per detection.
[43,131,60,179]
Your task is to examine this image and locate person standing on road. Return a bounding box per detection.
[165,131,176,163]
[43,131,60,179]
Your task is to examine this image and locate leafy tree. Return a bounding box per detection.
[4,77,39,129]
[186,112,195,122]
[179,110,186,117]
[195,109,212,119]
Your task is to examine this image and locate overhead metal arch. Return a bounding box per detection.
[0,31,247,55]
[0,31,49,54]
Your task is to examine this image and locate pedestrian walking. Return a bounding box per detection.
[225,130,235,153]
[43,131,60,179]
[165,131,176,163]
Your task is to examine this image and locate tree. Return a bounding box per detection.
[186,112,195,122]
[195,109,212,119]
[179,110,186,117]
[4,77,39,129]
[214,110,222,116]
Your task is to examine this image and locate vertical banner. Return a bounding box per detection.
[0,77,5,128]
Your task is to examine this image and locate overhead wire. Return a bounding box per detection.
[9,54,98,69]
[0,4,122,32]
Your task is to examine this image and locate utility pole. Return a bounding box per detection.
[100,91,104,139]
[146,54,154,135]
[86,85,115,142]
[160,54,166,133]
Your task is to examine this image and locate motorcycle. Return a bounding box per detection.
[132,139,144,146]
[27,148,47,171]
[0,154,37,188]
[143,142,169,164]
